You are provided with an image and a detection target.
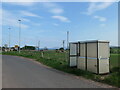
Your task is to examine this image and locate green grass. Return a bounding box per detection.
[2,51,120,87]
[110,54,119,69]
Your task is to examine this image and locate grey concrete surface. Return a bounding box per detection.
[2,55,114,88]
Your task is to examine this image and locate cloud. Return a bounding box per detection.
[3,0,35,1]
[20,11,42,18]
[2,16,29,29]
[1,9,29,29]
[2,0,118,2]
[2,0,36,6]
[52,16,71,23]
[53,23,59,26]
[1,7,43,29]
[7,2,34,6]
[88,0,117,2]
[0,8,2,26]
[85,2,114,15]
[21,18,31,22]
[49,8,64,14]
[94,15,107,22]
[100,24,106,27]
[32,23,41,26]
[42,2,64,15]
[42,2,58,8]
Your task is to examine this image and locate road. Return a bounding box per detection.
[2,55,113,88]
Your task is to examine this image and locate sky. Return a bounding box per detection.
[1,1,118,48]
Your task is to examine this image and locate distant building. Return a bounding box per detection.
[14,45,19,51]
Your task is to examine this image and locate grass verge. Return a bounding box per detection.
[2,51,120,87]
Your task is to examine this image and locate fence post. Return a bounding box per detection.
[41,52,44,58]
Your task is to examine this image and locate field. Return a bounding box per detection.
[2,50,120,87]
[110,54,119,68]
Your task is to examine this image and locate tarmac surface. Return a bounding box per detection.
[2,55,115,88]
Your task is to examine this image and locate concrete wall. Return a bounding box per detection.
[87,43,97,58]
[99,59,109,74]
[77,57,86,70]
[70,43,77,55]
[70,57,77,67]
[80,43,86,57]
[98,43,110,58]
[87,58,97,73]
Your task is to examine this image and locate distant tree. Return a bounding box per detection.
[11,47,16,51]
[55,49,59,53]
[44,47,48,50]
[0,48,1,51]
[59,47,64,52]
[110,47,120,54]
[59,47,64,50]
[66,48,69,50]
[22,45,35,50]
[4,44,8,48]
[2,47,5,51]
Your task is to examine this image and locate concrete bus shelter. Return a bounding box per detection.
[69,40,110,74]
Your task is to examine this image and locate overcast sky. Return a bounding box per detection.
[1,1,118,48]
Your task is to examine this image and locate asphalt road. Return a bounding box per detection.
[2,55,113,88]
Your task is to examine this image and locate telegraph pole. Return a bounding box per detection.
[18,19,21,53]
[38,41,40,51]
[8,27,11,51]
[66,31,69,63]
[63,40,65,50]
[67,31,69,49]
